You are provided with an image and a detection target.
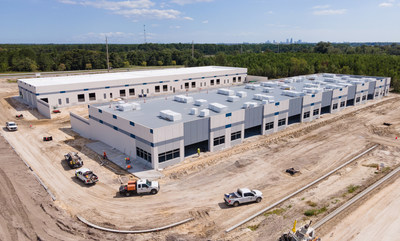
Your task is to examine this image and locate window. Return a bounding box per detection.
[216,79,220,85]
[58,99,62,105]
[120,89,126,97]
[66,98,69,104]
[136,147,151,163]
[278,118,286,127]
[340,101,345,107]
[113,115,117,119]
[213,135,225,146]
[211,79,215,86]
[147,89,149,94]
[130,121,135,126]
[41,98,48,103]
[185,82,189,89]
[129,88,135,96]
[313,109,319,115]
[303,111,310,119]
[163,85,168,92]
[89,92,96,101]
[77,94,85,102]
[191,82,196,88]
[104,93,106,99]
[233,77,236,83]
[265,121,274,130]
[110,93,113,98]
[231,131,241,141]
[158,148,180,163]
[155,86,160,93]
[362,95,366,101]
[333,103,338,110]
[238,76,242,82]
[356,97,360,103]
[375,92,379,97]
[204,82,206,86]
[225,113,232,117]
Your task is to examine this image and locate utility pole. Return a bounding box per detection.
[191,40,194,58]
[144,24,147,43]
[106,36,110,72]
[240,45,243,54]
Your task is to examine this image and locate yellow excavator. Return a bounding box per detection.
[278,220,321,241]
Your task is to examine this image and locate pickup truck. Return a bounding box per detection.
[75,167,98,184]
[119,179,159,196]
[6,122,18,131]
[224,188,263,207]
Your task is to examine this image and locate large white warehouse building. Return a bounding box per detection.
[71,73,390,170]
[17,66,247,118]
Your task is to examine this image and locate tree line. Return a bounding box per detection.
[0,42,399,91]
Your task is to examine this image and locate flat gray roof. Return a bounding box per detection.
[19,66,246,87]
[93,73,383,129]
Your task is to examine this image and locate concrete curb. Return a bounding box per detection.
[77,215,194,234]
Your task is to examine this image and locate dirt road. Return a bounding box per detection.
[1,78,400,240]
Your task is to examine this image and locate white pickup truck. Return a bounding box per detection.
[224,188,263,207]
[75,167,98,185]
[6,122,18,131]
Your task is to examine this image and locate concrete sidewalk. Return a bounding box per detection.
[86,142,163,180]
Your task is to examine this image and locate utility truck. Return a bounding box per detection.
[75,168,98,184]
[119,179,159,196]
[224,188,263,207]
[64,152,83,168]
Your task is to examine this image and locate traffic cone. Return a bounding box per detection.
[396,137,398,140]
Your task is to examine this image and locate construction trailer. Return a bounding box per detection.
[71,73,390,170]
[17,66,247,118]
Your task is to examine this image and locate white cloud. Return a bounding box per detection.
[313,9,347,15]
[170,25,181,29]
[312,5,330,9]
[379,2,394,7]
[183,16,194,20]
[171,0,214,5]
[116,8,181,19]
[74,31,136,42]
[202,20,208,24]
[266,10,273,14]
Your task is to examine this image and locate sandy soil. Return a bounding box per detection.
[1,77,400,240]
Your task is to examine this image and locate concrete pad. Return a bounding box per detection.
[86,142,163,180]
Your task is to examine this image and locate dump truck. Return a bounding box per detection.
[6,121,18,131]
[279,220,321,241]
[75,167,98,184]
[119,179,159,196]
[224,188,263,207]
[64,152,83,168]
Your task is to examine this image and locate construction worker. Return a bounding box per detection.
[197,148,201,157]
[103,151,107,160]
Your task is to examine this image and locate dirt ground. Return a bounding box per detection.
[1,77,400,240]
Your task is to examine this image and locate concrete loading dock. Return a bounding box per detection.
[71,73,390,170]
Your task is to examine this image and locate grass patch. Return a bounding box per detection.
[347,185,360,194]
[362,163,379,168]
[331,199,340,204]
[264,208,286,217]
[301,197,305,201]
[306,201,317,207]
[382,167,391,173]
[304,206,327,216]
[247,224,259,231]
[6,79,17,83]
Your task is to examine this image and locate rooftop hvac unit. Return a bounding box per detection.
[262,99,275,104]
[295,77,305,83]
[307,75,317,80]
[116,103,141,112]
[323,73,335,78]
[281,90,305,97]
[245,84,260,90]
[303,88,320,94]
[304,83,320,88]
[242,102,258,109]
[160,110,182,122]
[280,84,294,90]
[262,87,274,93]
[253,94,274,101]
[199,109,210,117]
[236,91,247,98]
[341,76,350,80]
[325,84,341,90]
[194,99,208,106]
[284,78,294,83]
[260,81,278,87]
[323,78,337,83]
[174,95,194,103]
[190,108,198,115]
[209,102,228,113]
[217,88,235,96]
[227,96,240,102]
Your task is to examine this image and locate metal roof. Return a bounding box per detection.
[18,66,246,87]
[93,73,384,129]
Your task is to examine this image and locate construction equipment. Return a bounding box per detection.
[15,114,23,119]
[43,136,53,141]
[119,179,159,196]
[286,168,299,175]
[279,220,321,241]
[64,152,83,168]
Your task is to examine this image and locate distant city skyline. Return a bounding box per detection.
[1,0,399,44]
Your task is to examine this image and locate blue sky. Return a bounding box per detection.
[1,0,399,44]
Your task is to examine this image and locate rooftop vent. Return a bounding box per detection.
[190,108,198,115]
[341,76,350,80]
[227,96,240,102]
[194,99,208,106]
[324,78,337,83]
[174,95,194,103]
[281,90,305,97]
[160,110,182,122]
[304,83,320,88]
[116,103,141,112]
[245,84,260,90]
[260,81,278,87]
[253,94,274,101]
[262,99,275,104]
[262,87,274,93]
[307,75,317,80]
[242,102,258,109]
[324,84,341,90]
[303,88,320,94]
[280,84,294,90]
[209,103,228,113]
[217,88,235,96]
[236,91,247,98]
[323,73,335,78]
[199,109,210,117]
[284,78,294,83]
